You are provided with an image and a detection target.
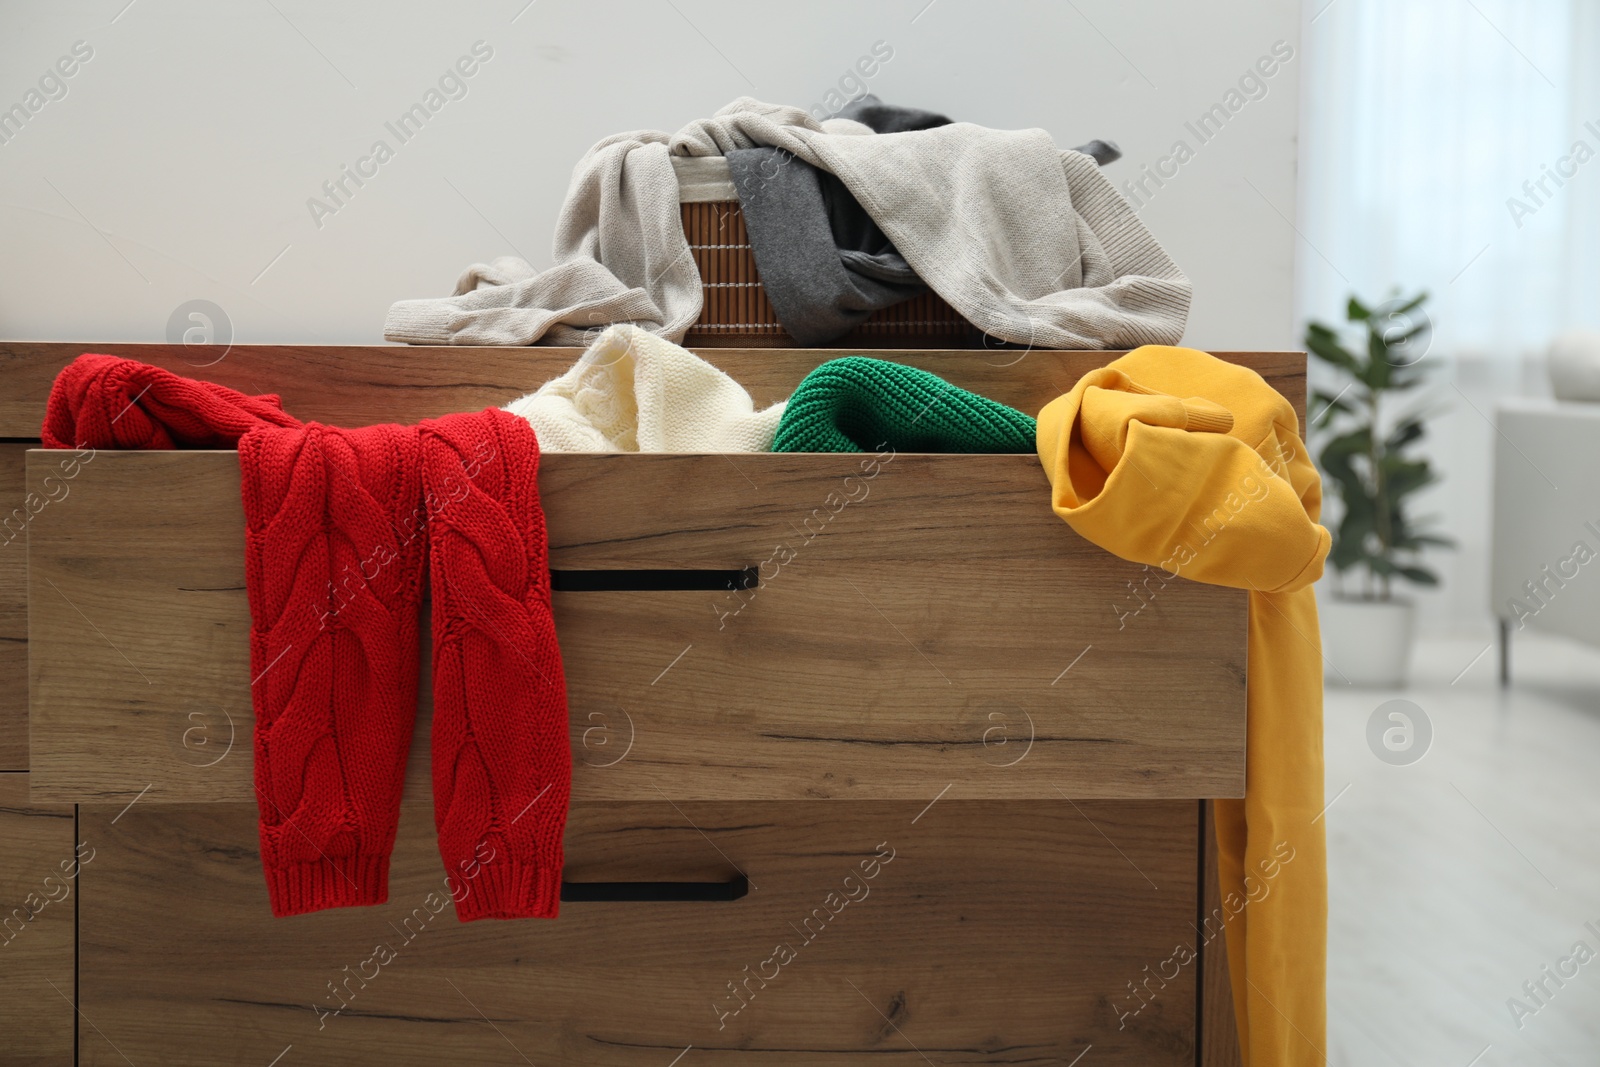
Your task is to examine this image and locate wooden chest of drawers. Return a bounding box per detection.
[0,342,1302,1065]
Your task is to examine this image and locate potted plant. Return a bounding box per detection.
[1306,292,1453,687]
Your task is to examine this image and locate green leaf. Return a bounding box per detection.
[1385,418,1425,451]
[1347,296,1372,321]
[1319,427,1372,486]
[1392,291,1429,315]
[1394,564,1439,586]
[1305,324,1361,376]
[1384,373,1429,392]
[1364,327,1394,390]
[1393,532,1455,550]
[1320,425,1372,455]
[1329,518,1371,571]
[1382,322,1429,346]
[1382,459,1436,501]
[1311,390,1355,420]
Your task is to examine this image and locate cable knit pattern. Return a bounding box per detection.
[241,422,427,916]
[43,353,300,449]
[42,355,571,922]
[421,410,569,920]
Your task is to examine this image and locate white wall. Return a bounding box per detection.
[0,0,1300,351]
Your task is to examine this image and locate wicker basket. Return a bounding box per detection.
[675,159,977,348]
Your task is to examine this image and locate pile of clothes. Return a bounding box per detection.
[383,96,1190,351]
[506,324,1037,454]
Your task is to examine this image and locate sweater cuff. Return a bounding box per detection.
[265,854,390,917]
[1181,398,1234,434]
[384,299,463,345]
[453,860,562,922]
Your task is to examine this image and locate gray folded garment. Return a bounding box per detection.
[838,93,953,134]
[725,151,919,345]
[727,95,1123,345]
[1074,138,1122,166]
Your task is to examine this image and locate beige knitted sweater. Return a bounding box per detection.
[504,325,782,452]
[386,97,1190,350]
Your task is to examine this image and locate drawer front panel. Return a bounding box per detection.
[0,444,28,770]
[28,451,1246,803]
[79,800,1201,1065]
[0,773,76,1066]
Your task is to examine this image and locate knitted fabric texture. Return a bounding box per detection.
[420,411,568,919]
[44,355,571,922]
[42,352,300,449]
[384,97,1189,349]
[505,324,784,451]
[772,356,1036,453]
[241,421,426,916]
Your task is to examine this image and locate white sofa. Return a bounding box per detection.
[1490,398,1600,682]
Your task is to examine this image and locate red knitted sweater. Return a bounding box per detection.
[45,355,571,921]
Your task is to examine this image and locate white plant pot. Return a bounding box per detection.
[1548,329,1600,402]
[1321,597,1415,687]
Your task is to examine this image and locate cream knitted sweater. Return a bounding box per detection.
[505,325,783,452]
[386,98,1189,350]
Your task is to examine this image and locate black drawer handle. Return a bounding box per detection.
[559,875,749,902]
[550,568,758,592]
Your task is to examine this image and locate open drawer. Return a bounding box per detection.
[15,347,1306,806]
[28,447,1249,803]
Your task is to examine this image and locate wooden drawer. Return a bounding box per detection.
[0,444,28,770]
[0,773,76,1067]
[78,799,1204,1065]
[27,449,1248,804]
[0,342,1304,787]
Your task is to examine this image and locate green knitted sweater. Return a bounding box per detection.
[772,357,1037,453]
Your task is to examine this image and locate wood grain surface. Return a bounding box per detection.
[0,345,1308,1061]
[1201,799,1244,1066]
[78,799,1201,1066]
[0,773,77,1067]
[0,342,1306,436]
[0,344,1303,776]
[0,445,28,769]
[27,449,1248,804]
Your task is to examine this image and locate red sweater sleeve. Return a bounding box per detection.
[240,422,428,916]
[422,410,571,920]
[43,353,300,449]
[42,356,572,921]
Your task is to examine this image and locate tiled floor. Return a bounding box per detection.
[1326,632,1600,1066]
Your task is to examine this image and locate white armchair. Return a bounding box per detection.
[1490,398,1600,682]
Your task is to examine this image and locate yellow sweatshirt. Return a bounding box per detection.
[1036,345,1328,1066]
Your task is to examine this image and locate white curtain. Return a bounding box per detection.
[1297,0,1600,360]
